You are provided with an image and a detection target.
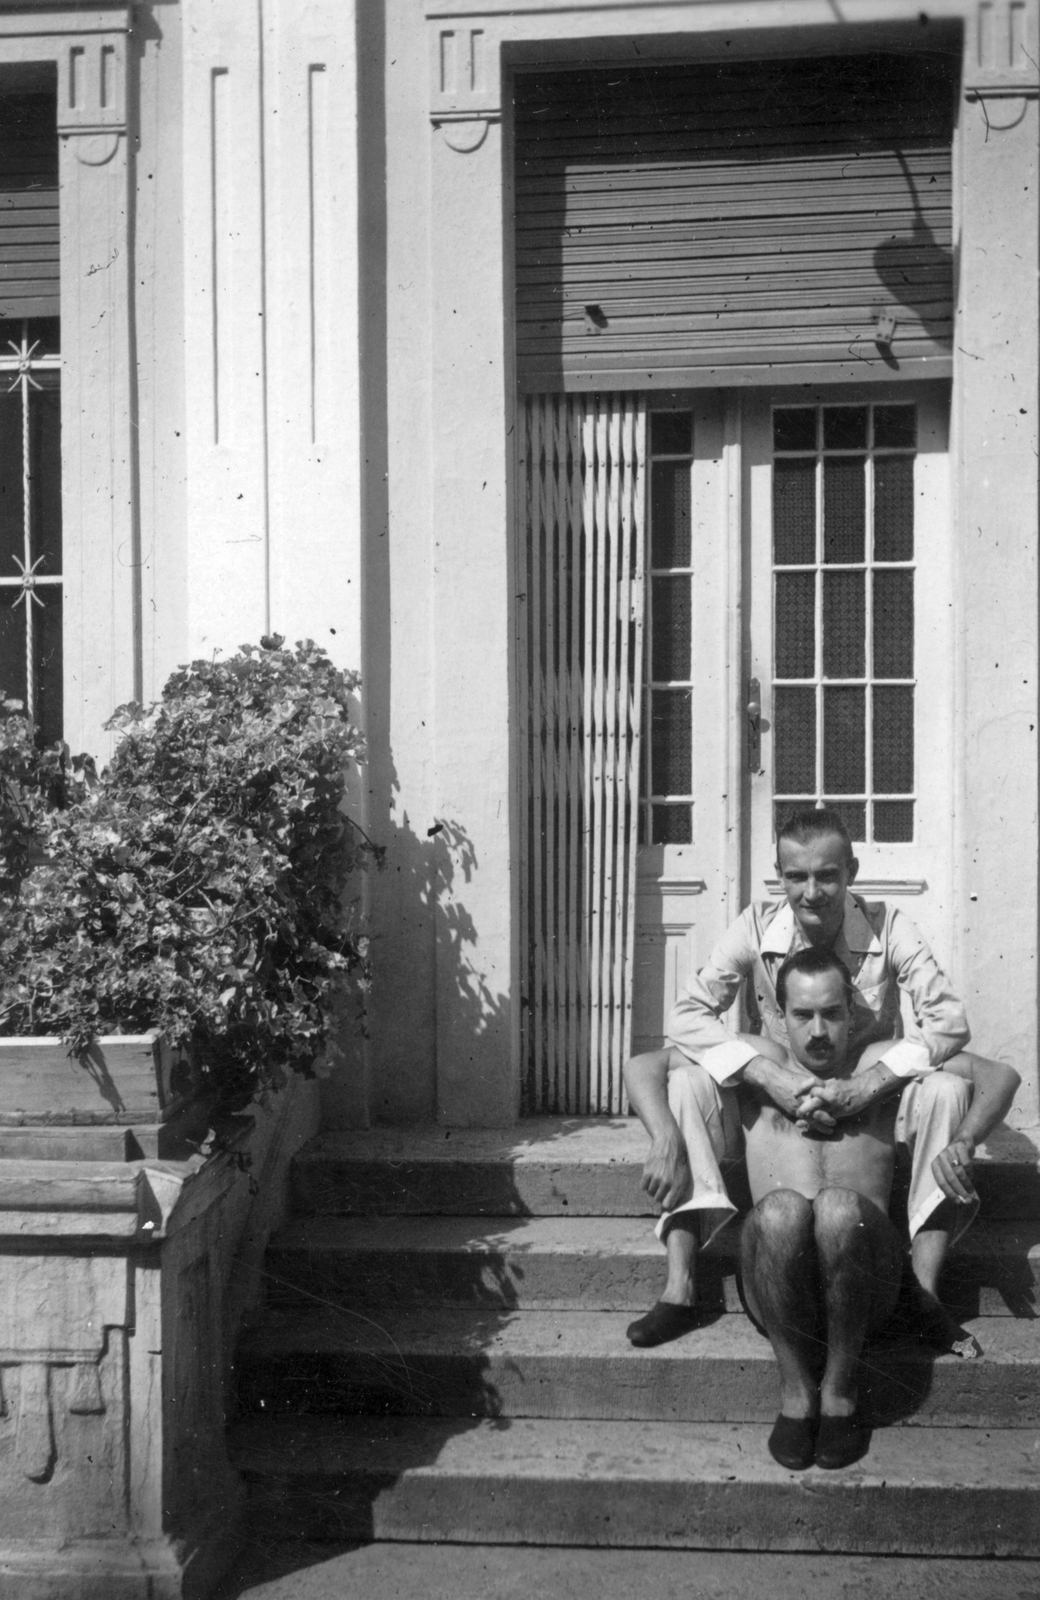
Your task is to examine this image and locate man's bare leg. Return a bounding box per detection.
[741,1189,819,1468]
[910,1205,957,1299]
[661,1216,698,1307]
[909,1205,982,1357]
[813,1187,902,1430]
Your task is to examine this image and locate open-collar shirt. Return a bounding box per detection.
[667,893,969,1085]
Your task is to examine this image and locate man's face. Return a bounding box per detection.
[776,832,858,947]
[782,967,852,1077]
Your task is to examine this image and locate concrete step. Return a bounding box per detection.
[228,1414,1040,1556]
[291,1119,1040,1219]
[263,1213,1040,1320]
[236,1306,1040,1429]
[213,1540,1040,1600]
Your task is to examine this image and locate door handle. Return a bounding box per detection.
[747,677,761,771]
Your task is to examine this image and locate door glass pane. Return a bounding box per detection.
[651,411,692,455]
[775,571,815,678]
[823,457,865,563]
[873,569,913,678]
[822,800,866,842]
[651,689,692,795]
[823,686,865,792]
[823,570,865,677]
[651,576,691,681]
[775,799,816,837]
[873,405,916,449]
[873,800,914,841]
[773,458,815,564]
[651,461,691,566]
[823,406,867,449]
[774,408,816,451]
[874,456,914,561]
[873,685,914,792]
[653,803,692,844]
[774,686,815,792]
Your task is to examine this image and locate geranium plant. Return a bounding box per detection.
[0,637,371,1106]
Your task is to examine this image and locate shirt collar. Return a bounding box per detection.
[762,893,881,957]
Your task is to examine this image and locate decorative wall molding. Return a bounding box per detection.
[56,32,127,137]
[764,877,928,897]
[964,0,1039,123]
[429,21,501,129]
[433,111,498,152]
[636,878,707,899]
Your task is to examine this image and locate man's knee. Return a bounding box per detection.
[751,1187,814,1243]
[666,1058,721,1122]
[812,1185,871,1244]
[918,1070,973,1120]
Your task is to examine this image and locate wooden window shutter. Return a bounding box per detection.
[514,53,956,393]
[0,91,58,321]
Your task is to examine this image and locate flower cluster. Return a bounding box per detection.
[0,637,371,1105]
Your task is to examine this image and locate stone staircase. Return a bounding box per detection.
[226,1117,1040,1595]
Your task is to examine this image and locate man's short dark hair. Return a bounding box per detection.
[775,805,855,867]
[775,946,856,1013]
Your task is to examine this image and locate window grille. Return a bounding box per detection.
[0,319,61,742]
[518,393,646,1114]
[642,410,695,845]
[772,402,916,845]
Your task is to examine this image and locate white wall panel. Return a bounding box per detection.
[264,0,361,671]
[182,0,268,653]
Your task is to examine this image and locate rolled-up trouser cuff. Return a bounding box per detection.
[898,1073,977,1244]
[655,1063,742,1248]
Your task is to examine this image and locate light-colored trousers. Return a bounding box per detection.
[657,1062,977,1248]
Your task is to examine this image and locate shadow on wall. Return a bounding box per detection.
[870,147,956,369]
[365,802,511,1125]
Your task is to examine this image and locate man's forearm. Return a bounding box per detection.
[950,1062,1021,1154]
[623,1053,678,1143]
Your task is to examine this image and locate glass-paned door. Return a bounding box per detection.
[632,383,954,1060]
[746,383,953,927]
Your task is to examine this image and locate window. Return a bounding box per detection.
[0,80,60,741]
[0,319,61,743]
[772,402,917,844]
[641,408,694,844]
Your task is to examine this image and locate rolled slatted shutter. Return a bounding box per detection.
[0,92,58,321]
[518,392,646,1114]
[514,53,956,393]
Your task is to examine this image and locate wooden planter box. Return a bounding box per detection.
[0,1034,190,1126]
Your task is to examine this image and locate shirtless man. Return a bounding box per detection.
[740,946,1006,1471]
[624,807,1020,1352]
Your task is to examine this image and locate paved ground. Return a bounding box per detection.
[215,1542,1040,1600]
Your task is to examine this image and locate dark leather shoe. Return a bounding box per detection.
[625,1301,701,1347]
[767,1413,817,1470]
[814,1412,867,1470]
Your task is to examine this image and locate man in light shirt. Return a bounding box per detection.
[623,806,1020,1351]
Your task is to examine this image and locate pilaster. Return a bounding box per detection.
[955,0,1040,1123]
[428,23,516,1125]
[56,15,136,755]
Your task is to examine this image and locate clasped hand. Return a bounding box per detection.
[794,1075,877,1133]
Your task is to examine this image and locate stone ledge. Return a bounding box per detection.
[0,1075,321,1598]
